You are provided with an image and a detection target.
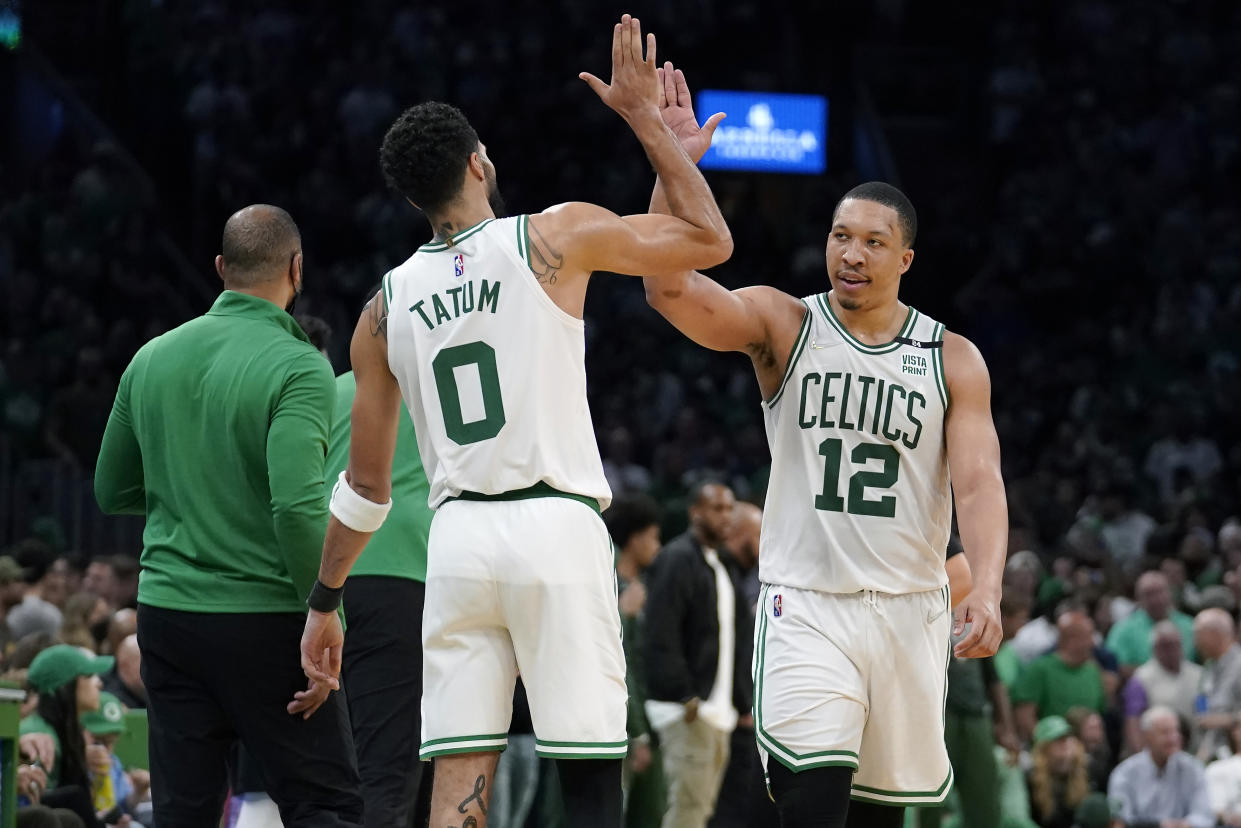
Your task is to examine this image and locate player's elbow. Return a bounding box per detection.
[701,228,734,268]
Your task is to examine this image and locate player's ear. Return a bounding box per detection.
[467,151,486,182]
[215,255,226,283]
[900,247,914,275]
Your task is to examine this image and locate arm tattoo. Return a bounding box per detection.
[528,221,564,285]
[367,294,389,340]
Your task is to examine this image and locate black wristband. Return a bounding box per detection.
[307,579,344,613]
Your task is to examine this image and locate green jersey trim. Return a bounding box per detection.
[381,270,393,311]
[443,481,601,515]
[850,769,953,802]
[418,218,494,252]
[816,293,916,355]
[764,303,813,408]
[931,322,949,409]
[419,732,509,759]
[519,214,534,271]
[534,738,629,759]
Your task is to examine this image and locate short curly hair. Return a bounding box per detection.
[380,102,480,213]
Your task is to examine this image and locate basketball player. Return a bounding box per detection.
[640,65,1008,828]
[299,16,732,828]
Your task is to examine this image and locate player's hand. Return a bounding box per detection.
[288,677,334,720]
[657,63,725,163]
[579,14,660,125]
[300,609,343,690]
[952,590,1001,658]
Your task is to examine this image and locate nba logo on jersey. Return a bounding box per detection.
[773,593,783,618]
[453,253,465,278]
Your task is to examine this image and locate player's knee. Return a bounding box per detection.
[767,762,853,828]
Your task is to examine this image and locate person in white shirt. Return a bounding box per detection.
[1206,718,1241,827]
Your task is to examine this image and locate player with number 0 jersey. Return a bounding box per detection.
[299,16,733,828]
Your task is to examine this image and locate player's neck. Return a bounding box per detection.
[426,203,495,246]
[827,292,908,345]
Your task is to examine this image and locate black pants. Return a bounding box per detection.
[709,725,779,828]
[342,576,426,828]
[137,605,362,828]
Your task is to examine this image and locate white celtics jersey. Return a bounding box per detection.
[384,216,611,510]
[760,294,951,594]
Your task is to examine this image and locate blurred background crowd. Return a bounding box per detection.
[2,0,1241,826]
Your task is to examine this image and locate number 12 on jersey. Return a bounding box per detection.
[815,438,900,518]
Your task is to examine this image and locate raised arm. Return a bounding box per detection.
[943,332,1008,658]
[300,293,402,690]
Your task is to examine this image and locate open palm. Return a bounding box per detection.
[658,63,726,163]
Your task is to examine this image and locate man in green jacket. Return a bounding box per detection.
[95,204,362,827]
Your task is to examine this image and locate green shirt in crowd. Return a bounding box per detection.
[95,291,335,613]
[1105,608,1197,667]
[324,371,432,581]
[19,713,63,788]
[1010,653,1107,718]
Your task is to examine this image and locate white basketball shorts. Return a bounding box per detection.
[419,494,628,761]
[753,583,953,805]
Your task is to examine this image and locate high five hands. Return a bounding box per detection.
[656,63,725,163]
[579,14,661,124]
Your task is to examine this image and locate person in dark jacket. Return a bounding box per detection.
[643,481,753,828]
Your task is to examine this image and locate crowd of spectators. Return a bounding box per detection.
[2,0,1241,826]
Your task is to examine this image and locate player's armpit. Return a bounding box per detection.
[943,331,1007,601]
[531,202,732,278]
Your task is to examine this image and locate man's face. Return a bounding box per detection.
[1137,574,1172,620]
[691,485,736,549]
[628,525,661,570]
[824,199,913,312]
[1152,631,1184,672]
[1146,714,1182,764]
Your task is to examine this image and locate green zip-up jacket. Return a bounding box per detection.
[324,371,432,582]
[94,291,335,613]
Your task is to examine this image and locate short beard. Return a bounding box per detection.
[486,172,506,218]
[835,293,862,311]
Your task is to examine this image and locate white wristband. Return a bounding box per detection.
[329,470,392,533]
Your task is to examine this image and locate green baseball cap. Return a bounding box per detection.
[27,645,115,694]
[81,692,127,735]
[1034,715,1074,745]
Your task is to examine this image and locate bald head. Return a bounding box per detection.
[1056,610,1095,666]
[1194,607,1236,660]
[116,633,146,700]
[727,502,763,570]
[219,204,301,286]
